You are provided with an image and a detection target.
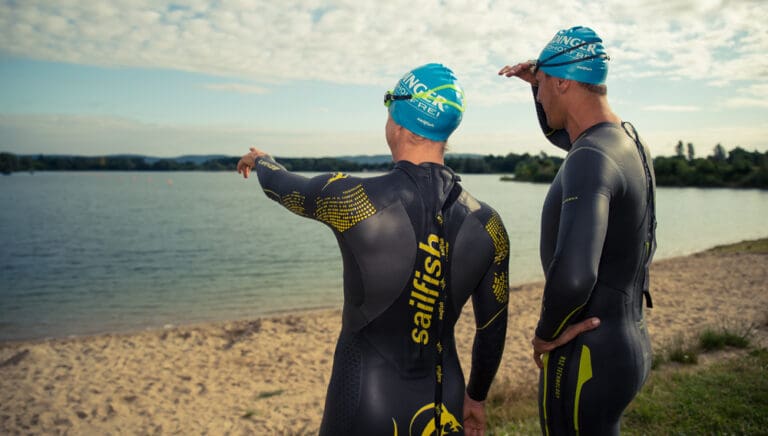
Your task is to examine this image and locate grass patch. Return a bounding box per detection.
[664,335,700,365]
[241,409,257,420]
[623,348,768,434]
[487,348,768,435]
[700,326,751,351]
[256,389,285,399]
[485,382,541,435]
[708,237,768,254]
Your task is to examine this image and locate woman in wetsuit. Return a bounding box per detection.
[238,64,510,435]
[499,26,657,435]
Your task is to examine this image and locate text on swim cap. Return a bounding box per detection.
[398,72,451,115]
[548,35,599,55]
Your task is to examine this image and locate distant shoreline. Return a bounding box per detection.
[3,150,766,188]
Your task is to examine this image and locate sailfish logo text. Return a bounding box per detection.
[410,233,443,345]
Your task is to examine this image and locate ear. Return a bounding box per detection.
[556,78,572,94]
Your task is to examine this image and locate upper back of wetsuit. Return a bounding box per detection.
[335,161,500,375]
[541,123,654,301]
[252,156,508,384]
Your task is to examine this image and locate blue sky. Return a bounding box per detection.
[1,0,766,158]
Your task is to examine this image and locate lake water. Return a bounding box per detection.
[1,171,766,341]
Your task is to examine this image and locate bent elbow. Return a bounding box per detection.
[548,264,597,297]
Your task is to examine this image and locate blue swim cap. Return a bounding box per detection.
[388,63,465,142]
[537,26,609,85]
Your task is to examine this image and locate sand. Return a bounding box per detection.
[1,248,767,435]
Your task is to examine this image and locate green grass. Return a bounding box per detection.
[666,340,700,365]
[708,237,768,254]
[699,326,751,351]
[256,389,285,399]
[485,383,540,435]
[623,348,768,435]
[241,409,257,420]
[486,348,768,435]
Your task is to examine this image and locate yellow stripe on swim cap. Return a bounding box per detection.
[411,84,466,113]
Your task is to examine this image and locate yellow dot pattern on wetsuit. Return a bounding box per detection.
[485,211,509,265]
[281,191,307,217]
[315,184,377,233]
[492,271,509,303]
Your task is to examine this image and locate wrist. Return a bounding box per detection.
[465,390,485,404]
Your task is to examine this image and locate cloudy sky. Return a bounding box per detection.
[1,0,766,158]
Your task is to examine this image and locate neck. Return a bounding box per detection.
[563,94,621,143]
[390,140,445,165]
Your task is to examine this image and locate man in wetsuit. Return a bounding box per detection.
[237,63,509,435]
[499,26,657,435]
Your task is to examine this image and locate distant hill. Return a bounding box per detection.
[16,153,486,164]
[173,155,232,164]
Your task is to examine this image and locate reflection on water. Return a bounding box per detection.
[1,172,766,340]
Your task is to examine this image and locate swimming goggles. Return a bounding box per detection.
[532,39,610,74]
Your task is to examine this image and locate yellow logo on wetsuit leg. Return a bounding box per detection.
[391,403,463,436]
[555,355,567,399]
[410,233,444,345]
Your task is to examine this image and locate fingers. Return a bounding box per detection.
[553,317,600,347]
[533,349,543,369]
[498,61,534,77]
[498,64,520,76]
[236,159,251,178]
[463,414,485,436]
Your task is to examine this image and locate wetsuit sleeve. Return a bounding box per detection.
[532,86,571,152]
[466,212,510,401]
[535,147,625,340]
[252,155,347,224]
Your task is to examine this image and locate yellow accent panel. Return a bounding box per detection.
[477,306,507,331]
[492,271,509,303]
[315,184,376,233]
[281,191,307,216]
[257,159,281,171]
[485,211,509,265]
[552,303,586,338]
[392,417,398,436]
[542,352,551,436]
[262,188,280,201]
[574,345,593,434]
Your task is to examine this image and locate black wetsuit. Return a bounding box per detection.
[532,87,657,435]
[252,157,510,435]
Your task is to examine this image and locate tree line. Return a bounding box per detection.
[1,142,766,189]
[0,152,549,175]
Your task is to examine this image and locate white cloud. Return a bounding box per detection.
[0,114,385,157]
[643,105,701,112]
[2,0,765,107]
[203,83,269,94]
[722,98,768,109]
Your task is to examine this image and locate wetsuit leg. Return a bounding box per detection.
[320,332,466,435]
[538,303,651,435]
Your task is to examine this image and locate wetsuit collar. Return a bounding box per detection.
[572,121,621,145]
[394,160,461,206]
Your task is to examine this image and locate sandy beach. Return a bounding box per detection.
[2,245,767,435]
